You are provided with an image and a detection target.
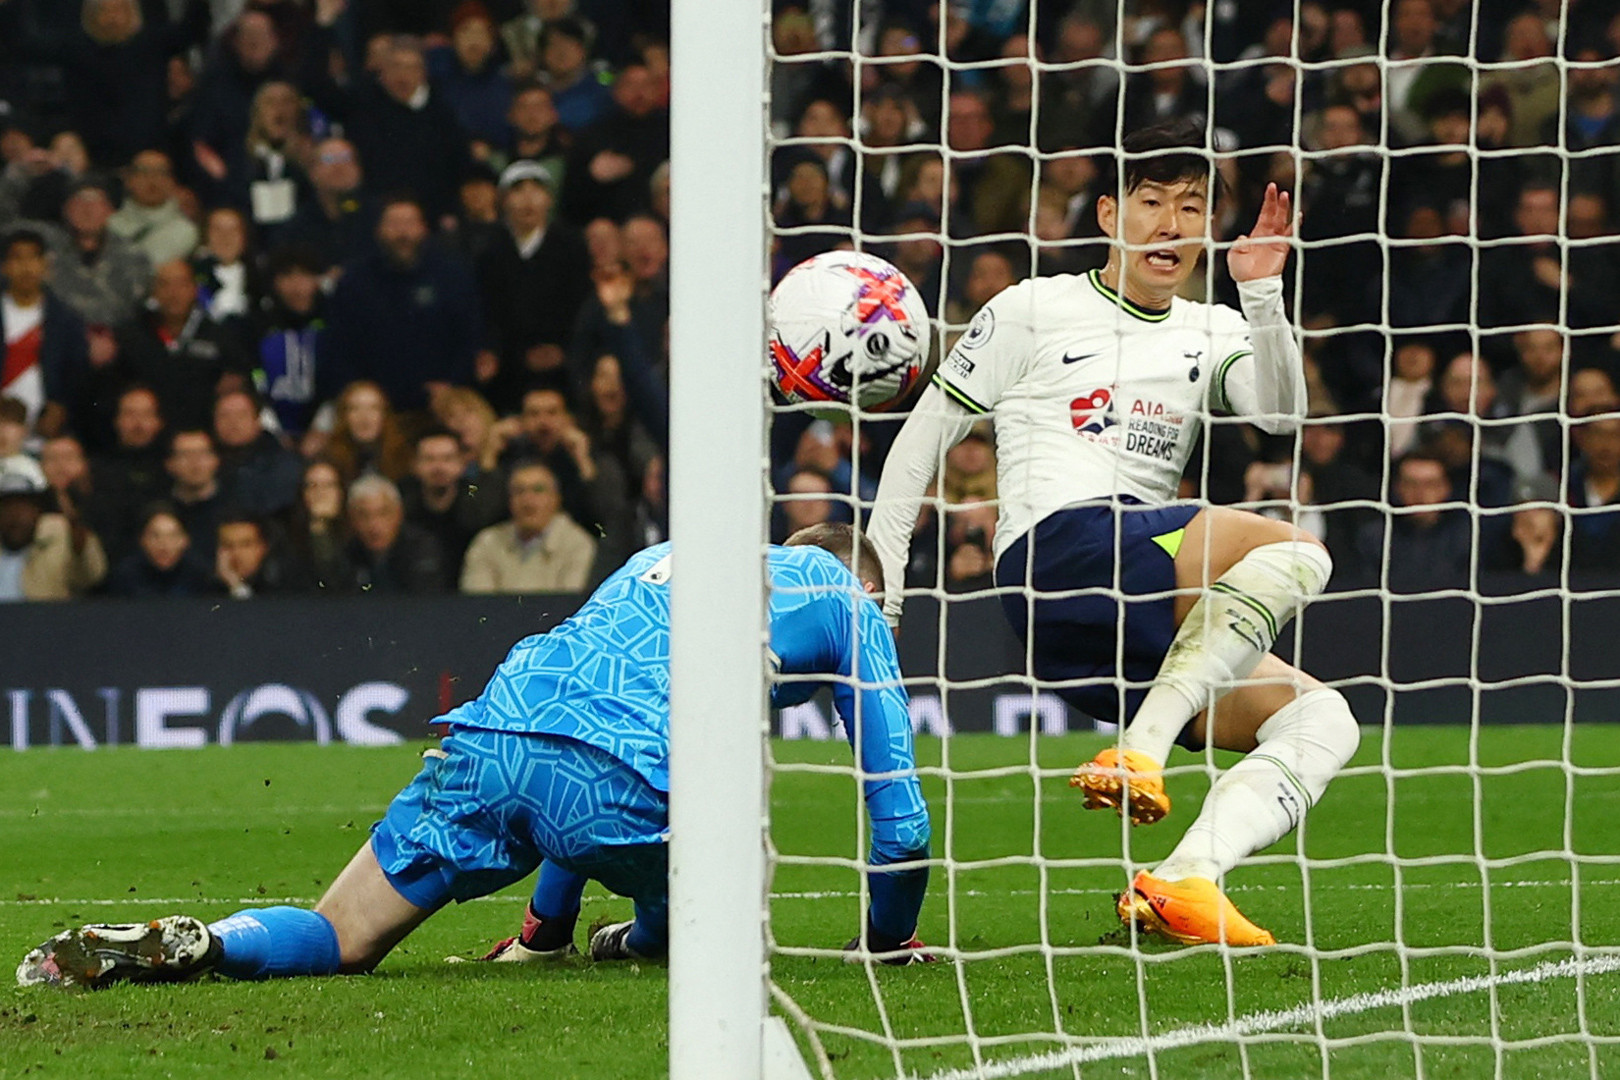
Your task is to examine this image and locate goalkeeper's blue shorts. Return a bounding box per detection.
[995,498,1204,748]
[370,726,669,914]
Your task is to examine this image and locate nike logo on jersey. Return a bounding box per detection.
[1061,352,1097,364]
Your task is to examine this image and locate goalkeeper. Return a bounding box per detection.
[18,524,932,988]
[869,119,1358,947]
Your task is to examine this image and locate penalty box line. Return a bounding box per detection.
[915,953,1620,1080]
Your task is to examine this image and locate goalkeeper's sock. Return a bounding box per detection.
[1154,688,1359,882]
[207,907,341,979]
[1123,540,1333,765]
[527,862,587,950]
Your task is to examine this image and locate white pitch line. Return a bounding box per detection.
[915,953,1620,1080]
[5,878,1617,909]
[771,878,1620,902]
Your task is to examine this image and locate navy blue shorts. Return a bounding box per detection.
[995,500,1203,746]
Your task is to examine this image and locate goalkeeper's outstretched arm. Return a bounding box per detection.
[868,381,979,625]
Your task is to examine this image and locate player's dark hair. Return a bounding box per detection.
[1104,118,1227,205]
[785,522,885,596]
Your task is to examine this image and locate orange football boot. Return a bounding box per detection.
[1070,747,1171,825]
[1116,871,1276,947]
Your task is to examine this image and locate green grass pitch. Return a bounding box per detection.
[1,725,1617,1079]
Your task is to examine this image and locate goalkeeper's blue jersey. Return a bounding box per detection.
[445,542,929,859]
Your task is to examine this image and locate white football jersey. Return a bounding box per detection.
[933,269,1268,559]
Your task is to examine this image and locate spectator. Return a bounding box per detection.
[771,99,855,218]
[501,386,618,533]
[942,90,1030,236]
[947,248,1019,327]
[1299,411,1379,581]
[108,149,199,268]
[284,457,349,591]
[539,18,613,134]
[1431,352,1540,492]
[0,457,107,601]
[445,163,505,267]
[191,206,262,325]
[0,227,89,438]
[400,426,505,581]
[1481,11,1560,148]
[1570,368,1620,419]
[1036,14,1116,150]
[500,0,583,83]
[631,452,666,548]
[213,387,301,517]
[1385,202,1472,334]
[885,202,944,317]
[435,385,505,472]
[495,82,569,184]
[0,397,39,483]
[773,467,833,543]
[580,352,657,494]
[338,473,448,594]
[47,177,152,331]
[559,63,669,223]
[1355,450,1473,593]
[1383,0,1462,135]
[115,260,252,432]
[1498,328,1567,472]
[943,501,997,592]
[189,9,288,203]
[1,0,184,167]
[230,81,313,238]
[1555,48,1620,206]
[771,158,852,282]
[213,512,291,598]
[344,35,469,221]
[1298,103,1380,326]
[1569,414,1620,571]
[619,213,669,353]
[39,434,121,560]
[1121,28,1208,137]
[941,423,996,505]
[460,460,595,592]
[329,195,481,416]
[324,380,413,482]
[1484,495,1563,584]
[1386,338,1437,456]
[1476,184,1596,354]
[107,502,214,597]
[477,161,591,411]
[90,383,168,553]
[279,138,374,270]
[164,428,231,565]
[428,2,513,150]
[251,244,332,439]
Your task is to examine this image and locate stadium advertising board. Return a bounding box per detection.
[0,586,1615,749]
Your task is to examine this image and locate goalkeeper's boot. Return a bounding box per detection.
[447,906,578,964]
[588,921,650,962]
[17,916,218,989]
[1117,871,1276,947]
[1070,748,1171,825]
[842,935,937,966]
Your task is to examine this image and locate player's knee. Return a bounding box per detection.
[873,818,931,865]
[1270,686,1359,768]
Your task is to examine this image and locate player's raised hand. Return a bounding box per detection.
[1227,182,1294,283]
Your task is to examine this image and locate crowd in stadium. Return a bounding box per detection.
[0,0,1615,602]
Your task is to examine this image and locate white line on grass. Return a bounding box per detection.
[4,878,1617,908]
[914,953,1620,1080]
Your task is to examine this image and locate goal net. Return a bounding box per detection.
[673,0,1620,1077]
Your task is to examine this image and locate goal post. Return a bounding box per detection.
[666,0,773,1077]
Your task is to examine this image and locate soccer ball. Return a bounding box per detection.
[768,251,929,411]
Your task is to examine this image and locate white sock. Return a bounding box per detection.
[1154,688,1359,882]
[1121,540,1333,765]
